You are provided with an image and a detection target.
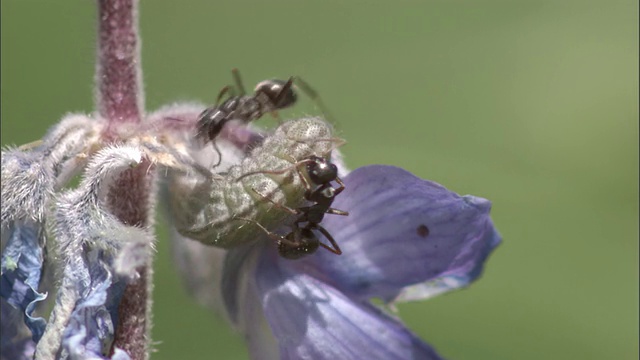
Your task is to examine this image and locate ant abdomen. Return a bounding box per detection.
[277,228,319,260]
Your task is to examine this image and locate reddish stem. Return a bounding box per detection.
[96,0,144,125]
[96,0,153,359]
[108,164,155,360]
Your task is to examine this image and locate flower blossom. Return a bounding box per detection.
[164,106,501,360]
[0,0,501,359]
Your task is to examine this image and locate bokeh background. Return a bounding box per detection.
[2,1,637,359]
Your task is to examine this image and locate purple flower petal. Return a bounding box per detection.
[0,221,47,342]
[60,249,130,359]
[45,248,131,360]
[222,245,281,360]
[304,165,501,303]
[168,228,227,312]
[1,298,36,360]
[254,246,443,360]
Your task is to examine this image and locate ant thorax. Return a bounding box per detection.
[319,186,336,199]
[231,96,262,121]
[167,117,342,249]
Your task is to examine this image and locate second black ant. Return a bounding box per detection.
[237,155,348,260]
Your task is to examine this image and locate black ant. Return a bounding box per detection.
[195,69,332,167]
[237,155,348,260]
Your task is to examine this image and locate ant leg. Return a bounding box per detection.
[315,224,342,255]
[231,68,247,96]
[250,188,301,215]
[325,208,349,216]
[235,216,303,249]
[243,153,312,199]
[273,77,295,107]
[215,85,233,106]
[211,140,222,169]
[270,110,283,126]
[293,137,346,158]
[236,167,292,182]
[293,162,314,195]
[292,206,311,226]
[235,158,316,182]
[204,116,233,169]
[235,216,289,242]
[282,153,316,189]
[293,76,336,124]
[333,176,346,196]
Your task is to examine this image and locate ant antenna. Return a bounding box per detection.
[293,76,337,124]
[234,157,319,182]
[214,85,235,107]
[231,68,247,96]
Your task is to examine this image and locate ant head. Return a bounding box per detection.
[306,156,338,185]
[277,228,319,260]
[254,79,297,109]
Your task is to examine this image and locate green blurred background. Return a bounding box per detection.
[2,1,637,359]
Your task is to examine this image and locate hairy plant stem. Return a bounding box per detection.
[96,0,154,359]
[96,0,144,125]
